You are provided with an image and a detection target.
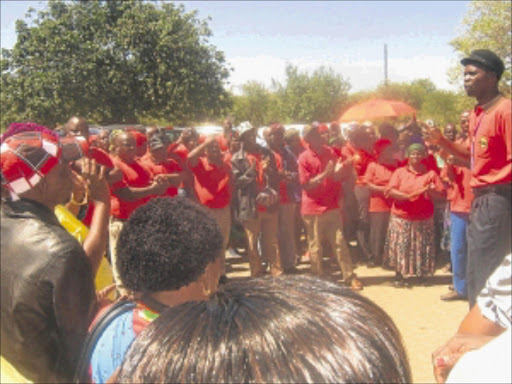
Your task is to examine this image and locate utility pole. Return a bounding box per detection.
[384,44,388,87]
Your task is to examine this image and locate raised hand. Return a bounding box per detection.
[82,158,109,203]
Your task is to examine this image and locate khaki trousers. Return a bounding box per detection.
[109,217,129,296]
[242,210,283,277]
[303,209,353,280]
[278,203,297,270]
[206,205,231,276]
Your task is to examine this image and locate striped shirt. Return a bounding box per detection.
[477,254,512,329]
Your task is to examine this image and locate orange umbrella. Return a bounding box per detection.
[339,99,416,122]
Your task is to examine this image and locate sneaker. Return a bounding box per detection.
[441,291,466,301]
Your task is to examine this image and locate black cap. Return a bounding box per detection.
[461,49,505,80]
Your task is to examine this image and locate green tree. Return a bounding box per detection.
[1,0,231,130]
[449,0,511,96]
[277,65,351,123]
[232,81,273,127]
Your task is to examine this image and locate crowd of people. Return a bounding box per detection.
[0,49,510,383]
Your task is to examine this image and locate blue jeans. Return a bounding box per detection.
[450,212,469,297]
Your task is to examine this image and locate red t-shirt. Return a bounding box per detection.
[272,149,288,204]
[387,166,445,221]
[353,149,375,185]
[441,165,473,214]
[469,97,511,188]
[341,142,357,159]
[190,157,231,209]
[168,143,189,163]
[217,134,229,152]
[330,146,343,159]
[363,162,397,212]
[298,146,341,215]
[110,157,153,220]
[341,142,375,184]
[139,152,182,197]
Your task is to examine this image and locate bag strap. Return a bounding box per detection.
[74,300,136,383]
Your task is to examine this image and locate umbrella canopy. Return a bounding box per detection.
[339,99,416,122]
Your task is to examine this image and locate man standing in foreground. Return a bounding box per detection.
[424,49,511,307]
[1,128,97,382]
[231,122,283,277]
[298,124,363,290]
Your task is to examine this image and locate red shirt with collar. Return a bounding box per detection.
[469,97,511,188]
[363,161,397,212]
[341,142,375,184]
[110,157,153,220]
[298,146,341,215]
[167,143,189,163]
[441,165,473,214]
[190,157,231,209]
[387,166,445,221]
[139,152,183,197]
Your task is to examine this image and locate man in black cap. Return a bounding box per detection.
[424,49,511,307]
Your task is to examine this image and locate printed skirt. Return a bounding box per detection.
[383,215,435,277]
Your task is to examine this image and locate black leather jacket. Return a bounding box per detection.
[1,199,96,383]
[231,145,280,221]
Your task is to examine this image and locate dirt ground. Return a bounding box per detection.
[225,249,468,384]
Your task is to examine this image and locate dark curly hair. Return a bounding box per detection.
[117,197,223,292]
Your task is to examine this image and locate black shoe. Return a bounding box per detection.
[441,291,466,301]
[218,275,228,285]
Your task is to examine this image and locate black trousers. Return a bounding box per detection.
[354,185,371,260]
[369,211,390,265]
[466,188,511,307]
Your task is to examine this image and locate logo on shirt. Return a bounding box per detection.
[479,137,488,149]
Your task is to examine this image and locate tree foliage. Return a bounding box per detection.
[277,65,351,123]
[1,0,231,130]
[232,81,274,127]
[231,65,351,126]
[449,0,511,96]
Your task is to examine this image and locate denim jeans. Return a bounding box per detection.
[450,212,469,297]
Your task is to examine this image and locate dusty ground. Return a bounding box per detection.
[225,249,468,384]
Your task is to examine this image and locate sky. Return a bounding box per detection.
[1,0,471,94]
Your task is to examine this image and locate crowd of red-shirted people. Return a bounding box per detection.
[1,49,510,384]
